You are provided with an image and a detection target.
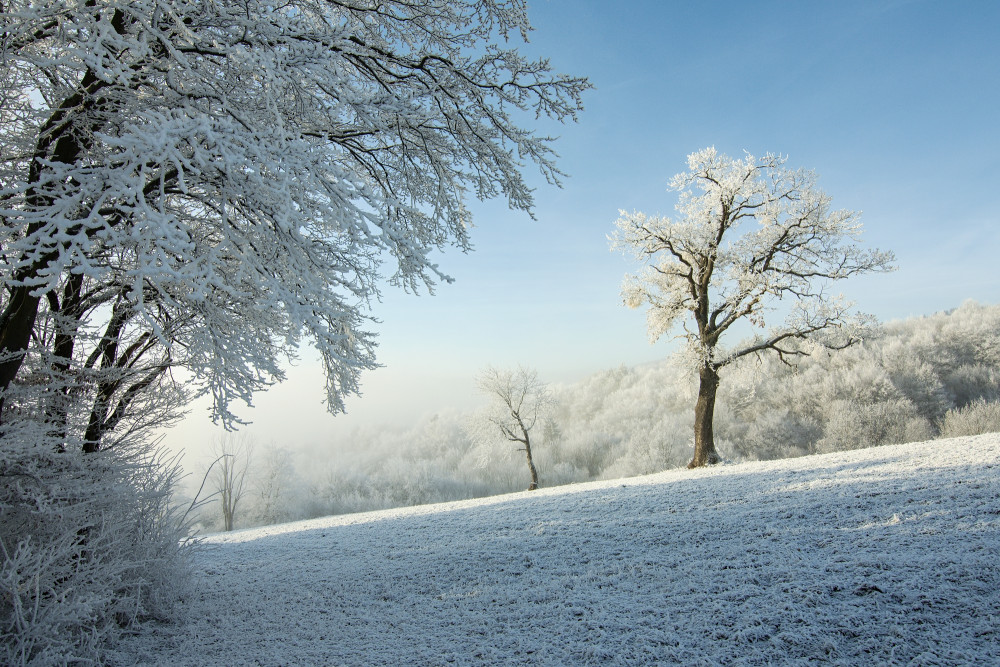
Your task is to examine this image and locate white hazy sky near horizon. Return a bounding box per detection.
[162,0,1000,459]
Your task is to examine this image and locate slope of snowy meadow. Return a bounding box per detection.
[115,434,1000,666]
[185,303,1000,532]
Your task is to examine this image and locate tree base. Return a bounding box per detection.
[687,453,720,469]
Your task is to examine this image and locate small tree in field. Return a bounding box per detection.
[474,366,551,491]
[612,147,895,468]
[208,434,255,532]
[252,445,296,526]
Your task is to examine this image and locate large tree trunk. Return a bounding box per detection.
[0,7,129,408]
[0,286,42,405]
[523,437,539,491]
[688,364,721,468]
[0,68,111,407]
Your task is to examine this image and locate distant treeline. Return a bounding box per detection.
[192,301,1000,532]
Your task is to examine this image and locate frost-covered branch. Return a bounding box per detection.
[0,0,589,427]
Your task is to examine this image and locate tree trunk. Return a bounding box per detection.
[523,437,539,491]
[688,364,721,468]
[45,274,85,450]
[0,286,42,406]
[0,69,111,407]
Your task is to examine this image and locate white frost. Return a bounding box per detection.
[114,434,1000,665]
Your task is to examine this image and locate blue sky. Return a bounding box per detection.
[166,0,1000,454]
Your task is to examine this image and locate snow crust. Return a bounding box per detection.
[114,435,1000,665]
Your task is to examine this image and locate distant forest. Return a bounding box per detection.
[193,301,1000,532]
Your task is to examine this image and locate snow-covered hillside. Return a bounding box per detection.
[116,435,1000,665]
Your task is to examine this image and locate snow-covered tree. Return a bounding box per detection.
[0,2,587,661]
[612,148,895,468]
[473,365,551,491]
[0,0,590,428]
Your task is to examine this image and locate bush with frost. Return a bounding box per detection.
[1,428,191,666]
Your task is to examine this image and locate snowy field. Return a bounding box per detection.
[113,435,1000,666]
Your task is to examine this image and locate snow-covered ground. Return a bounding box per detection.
[114,435,1000,666]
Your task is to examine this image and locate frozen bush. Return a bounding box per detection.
[729,410,822,461]
[538,461,591,487]
[1,429,191,666]
[940,399,1000,438]
[818,398,933,453]
[880,342,952,422]
[943,364,1000,407]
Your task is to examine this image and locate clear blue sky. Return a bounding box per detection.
[165,0,1000,454]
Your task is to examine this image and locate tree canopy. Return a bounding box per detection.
[0,0,590,432]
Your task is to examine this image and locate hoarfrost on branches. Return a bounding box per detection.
[612,147,895,466]
[0,0,590,423]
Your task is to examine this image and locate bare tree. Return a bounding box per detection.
[252,445,295,526]
[209,434,255,532]
[612,148,895,468]
[474,366,552,491]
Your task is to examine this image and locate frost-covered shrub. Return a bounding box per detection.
[549,362,696,479]
[943,364,1000,407]
[817,398,933,453]
[246,445,299,527]
[1,429,191,666]
[549,429,618,478]
[728,409,822,461]
[940,399,1000,438]
[905,301,1000,407]
[538,460,591,487]
[598,428,689,480]
[880,342,952,422]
